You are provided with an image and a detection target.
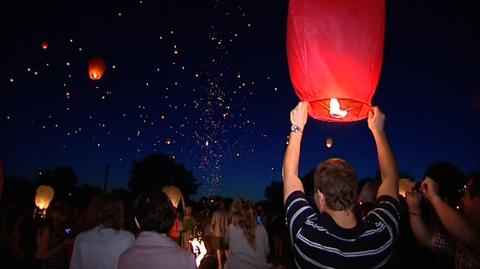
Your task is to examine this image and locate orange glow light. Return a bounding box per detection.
[88,57,107,81]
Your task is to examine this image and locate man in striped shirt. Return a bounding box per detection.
[282,102,400,268]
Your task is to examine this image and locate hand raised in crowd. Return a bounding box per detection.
[406,190,423,213]
[290,101,309,131]
[420,177,440,202]
[367,106,385,134]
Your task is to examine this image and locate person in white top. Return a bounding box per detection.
[69,193,134,269]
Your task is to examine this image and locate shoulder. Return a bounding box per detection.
[118,230,135,240]
[371,195,400,218]
[285,191,314,220]
[363,195,401,233]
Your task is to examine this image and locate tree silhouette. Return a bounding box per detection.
[35,166,78,202]
[128,153,198,198]
[264,180,283,207]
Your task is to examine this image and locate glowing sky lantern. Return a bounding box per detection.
[88,57,107,80]
[35,185,54,218]
[41,41,49,50]
[325,137,333,149]
[287,0,386,122]
[162,185,184,209]
[399,178,416,197]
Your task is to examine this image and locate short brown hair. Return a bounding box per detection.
[314,158,358,211]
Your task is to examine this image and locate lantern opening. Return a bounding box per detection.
[329,98,348,119]
[308,98,371,122]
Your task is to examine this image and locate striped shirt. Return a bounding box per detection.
[286,191,400,269]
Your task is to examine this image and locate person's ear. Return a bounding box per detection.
[315,190,326,213]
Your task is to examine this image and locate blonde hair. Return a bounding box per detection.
[229,198,257,249]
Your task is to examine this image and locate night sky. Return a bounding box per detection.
[1,0,479,201]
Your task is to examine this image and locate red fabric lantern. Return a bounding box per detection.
[287,0,385,122]
[88,57,107,81]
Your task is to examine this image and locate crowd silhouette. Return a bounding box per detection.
[0,104,479,269]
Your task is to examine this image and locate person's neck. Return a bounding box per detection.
[325,208,357,229]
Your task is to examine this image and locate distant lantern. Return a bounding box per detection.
[35,185,54,218]
[287,0,386,122]
[88,57,107,80]
[325,137,333,149]
[162,185,184,209]
[41,41,49,50]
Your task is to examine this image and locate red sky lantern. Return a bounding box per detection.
[88,57,107,81]
[287,0,386,122]
[41,41,48,50]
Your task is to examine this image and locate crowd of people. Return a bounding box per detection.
[0,103,479,269]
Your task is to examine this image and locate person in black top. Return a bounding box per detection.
[282,102,400,268]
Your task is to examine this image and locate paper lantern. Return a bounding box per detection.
[287,0,386,122]
[88,57,107,80]
[399,178,416,197]
[35,185,54,210]
[41,41,49,50]
[162,185,183,209]
[325,137,333,148]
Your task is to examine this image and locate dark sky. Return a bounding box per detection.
[1,0,479,201]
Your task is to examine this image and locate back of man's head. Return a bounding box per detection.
[314,158,358,211]
[133,191,175,233]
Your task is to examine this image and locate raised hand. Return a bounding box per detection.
[420,177,440,202]
[290,101,309,131]
[367,106,385,134]
[406,190,423,213]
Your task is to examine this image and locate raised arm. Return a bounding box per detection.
[421,177,480,249]
[282,101,308,203]
[405,190,436,249]
[368,107,399,201]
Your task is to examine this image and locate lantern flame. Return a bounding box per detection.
[35,185,54,214]
[190,237,207,267]
[329,98,348,118]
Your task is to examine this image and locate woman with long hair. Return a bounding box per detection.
[69,193,134,269]
[224,198,269,269]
